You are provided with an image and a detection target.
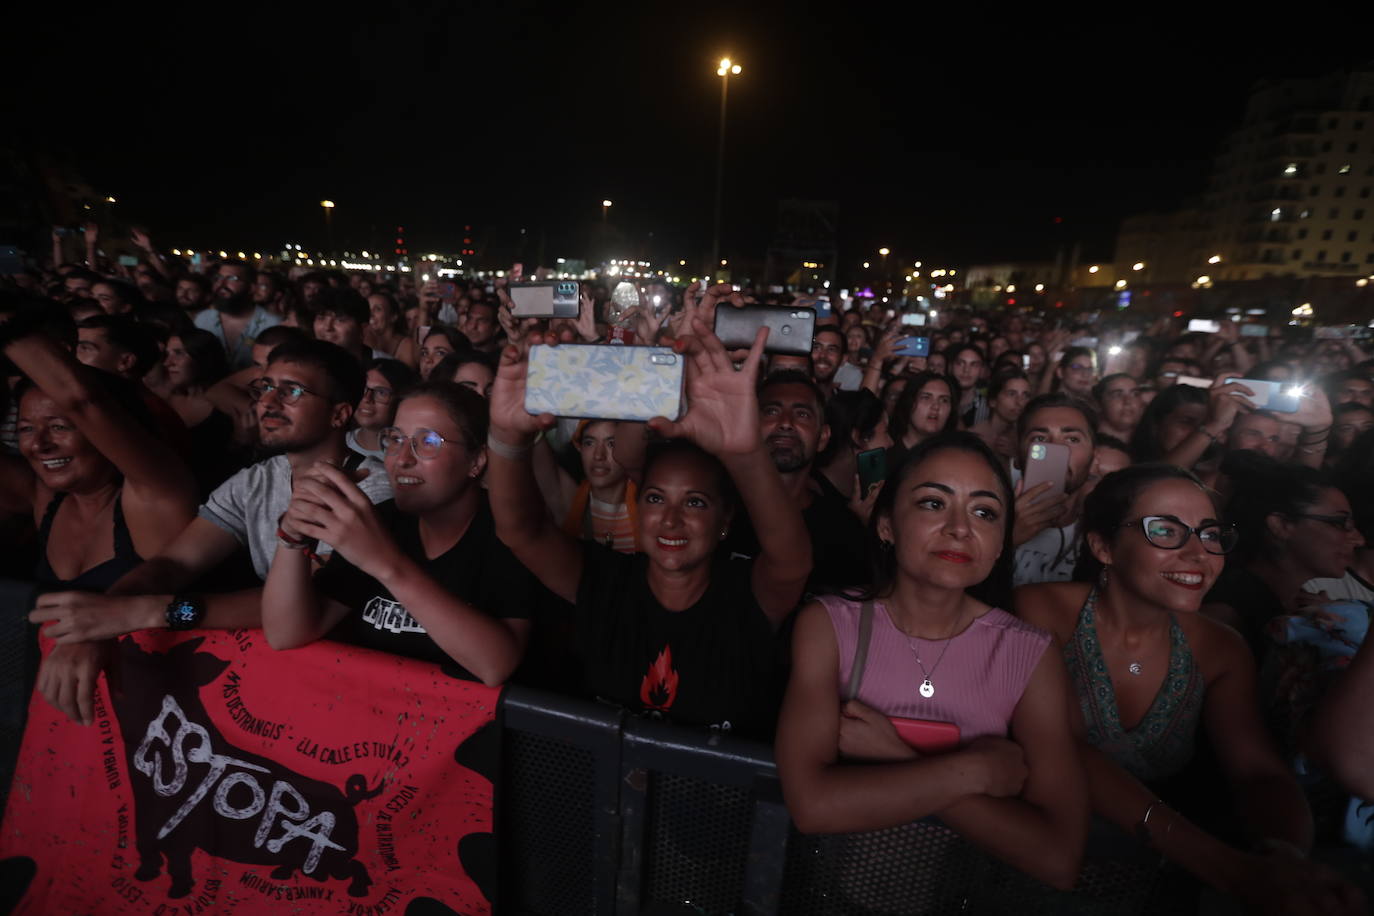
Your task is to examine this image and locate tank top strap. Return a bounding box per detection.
[110,493,138,563]
[37,490,68,542]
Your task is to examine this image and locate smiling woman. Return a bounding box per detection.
[485,322,811,736]
[0,306,198,725]
[1015,463,1357,911]
[261,380,536,685]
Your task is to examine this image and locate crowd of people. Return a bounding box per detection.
[3,223,1374,912]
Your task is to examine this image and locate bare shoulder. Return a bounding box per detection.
[1011,581,1089,641]
[1176,611,1253,681]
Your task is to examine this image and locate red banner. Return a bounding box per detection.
[0,629,501,914]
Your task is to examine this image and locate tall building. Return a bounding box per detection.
[1201,63,1374,281]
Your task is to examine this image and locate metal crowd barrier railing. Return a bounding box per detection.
[496,686,1201,916]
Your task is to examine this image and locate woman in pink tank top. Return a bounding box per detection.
[775,431,1088,889]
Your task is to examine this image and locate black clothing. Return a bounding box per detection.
[315,497,536,677]
[1202,565,1284,662]
[720,473,870,595]
[34,491,142,592]
[574,543,778,737]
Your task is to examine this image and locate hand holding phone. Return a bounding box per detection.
[1022,442,1070,504]
[893,336,930,358]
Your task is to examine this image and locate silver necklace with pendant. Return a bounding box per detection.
[1128,662,1143,676]
[906,614,963,699]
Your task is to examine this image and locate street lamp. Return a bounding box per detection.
[710,57,741,281]
[321,200,336,253]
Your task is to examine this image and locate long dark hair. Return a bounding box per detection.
[889,371,961,445]
[1074,463,1213,582]
[860,431,1015,611]
[1221,450,1337,565]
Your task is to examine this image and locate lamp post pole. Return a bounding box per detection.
[710,57,741,282]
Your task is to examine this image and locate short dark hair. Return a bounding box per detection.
[77,314,160,376]
[254,324,308,353]
[218,258,257,282]
[1095,434,1133,458]
[312,287,369,326]
[1016,393,1099,447]
[814,324,847,355]
[399,379,488,448]
[758,369,827,414]
[265,338,366,406]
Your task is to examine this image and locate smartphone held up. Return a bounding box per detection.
[524,344,684,422]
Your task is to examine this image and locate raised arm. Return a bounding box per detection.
[646,320,811,626]
[3,320,197,514]
[486,335,585,604]
[1161,374,1251,468]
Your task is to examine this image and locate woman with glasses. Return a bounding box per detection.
[1016,464,1361,913]
[262,380,535,683]
[1204,452,1366,660]
[347,358,418,460]
[1052,346,1098,400]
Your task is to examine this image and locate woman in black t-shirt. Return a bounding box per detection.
[485,321,812,734]
[262,380,533,684]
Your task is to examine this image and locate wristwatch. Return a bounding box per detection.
[165,595,206,631]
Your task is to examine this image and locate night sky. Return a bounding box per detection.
[8,6,1371,275]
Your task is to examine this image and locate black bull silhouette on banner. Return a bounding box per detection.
[112,637,381,899]
[1,629,501,914]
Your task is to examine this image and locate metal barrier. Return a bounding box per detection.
[496,686,1201,916]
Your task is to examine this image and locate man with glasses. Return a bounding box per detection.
[193,259,281,370]
[26,340,394,723]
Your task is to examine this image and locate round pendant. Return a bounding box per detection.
[1128,662,1143,676]
[919,679,935,698]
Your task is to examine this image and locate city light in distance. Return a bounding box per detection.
[1208,254,1222,264]
[1115,279,1128,289]
[1034,283,1045,292]
[602,199,613,208]
[1196,276,1211,285]
[878,247,890,256]
[1132,262,1145,271]
[1088,265,1100,273]
[104,196,117,203]
[862,261,870,269]
[716,58,741,76]
[1109,346,1123,356]
[1006,284,1016,293]
[320,200,335,208]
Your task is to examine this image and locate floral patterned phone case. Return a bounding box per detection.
[525,344,685,421]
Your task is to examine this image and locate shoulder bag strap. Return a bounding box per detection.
[843,600,875,702]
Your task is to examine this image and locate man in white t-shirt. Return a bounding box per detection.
[1010,394,1098,587]
[31,340,394,721]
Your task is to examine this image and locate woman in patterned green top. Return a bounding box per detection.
[1016,464,1363,914]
